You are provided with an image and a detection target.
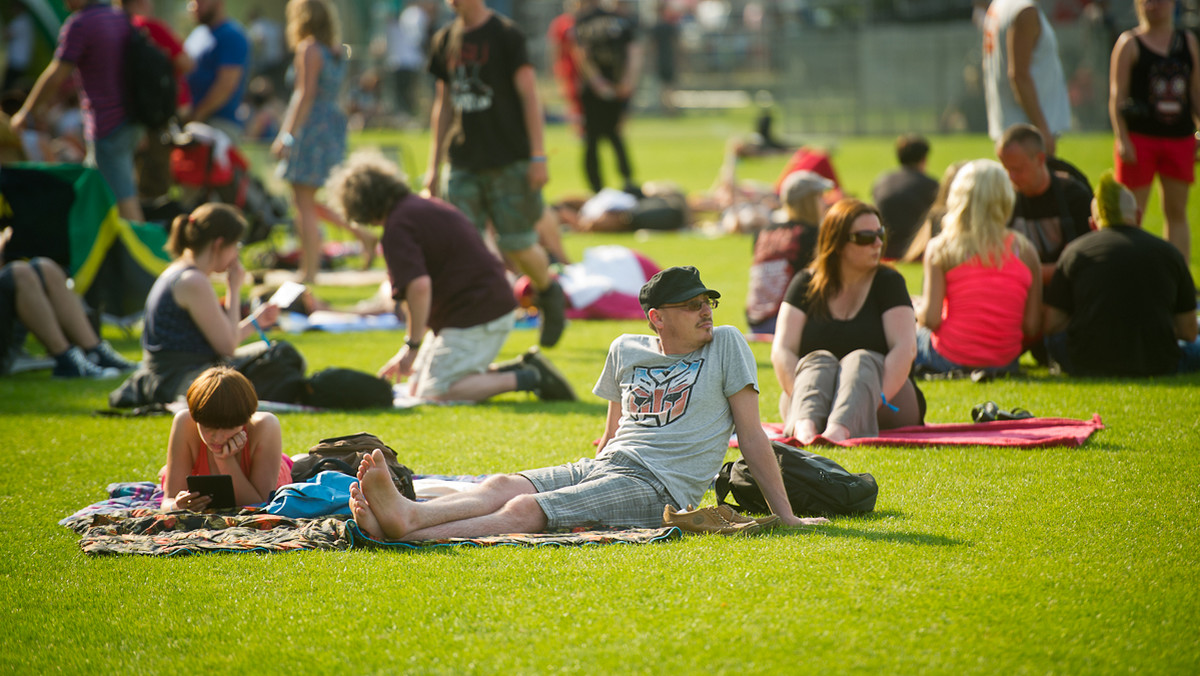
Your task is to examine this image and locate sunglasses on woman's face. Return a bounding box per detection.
[848,228,887,246]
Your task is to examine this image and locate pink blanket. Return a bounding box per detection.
[738,415,1105,449]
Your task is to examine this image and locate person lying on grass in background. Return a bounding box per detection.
[160,366,291,511]
[348,266,829,542]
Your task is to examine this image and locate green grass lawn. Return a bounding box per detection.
[3,113,1199,674]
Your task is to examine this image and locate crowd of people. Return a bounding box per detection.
[0,0,1197,539]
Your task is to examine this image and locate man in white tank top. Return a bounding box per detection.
[982,0,1072,155]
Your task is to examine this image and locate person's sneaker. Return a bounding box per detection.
[53,346,121,379]
[537,280,566,348]
[522,347,576,401]
[490,353,527,373]
[662,504,763,535]
[87,340,139,372]
[716,504,781,530]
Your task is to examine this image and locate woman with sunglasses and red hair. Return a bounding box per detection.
[771,198,924,445]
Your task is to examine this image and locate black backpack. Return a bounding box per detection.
[716,440,878,517]
[291,432,416,500]
[124,20,177,128]
[301,368,394,410]
[232,340,308,404]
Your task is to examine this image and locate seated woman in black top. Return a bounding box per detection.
[771,199,924,444]
[109,203,279,407]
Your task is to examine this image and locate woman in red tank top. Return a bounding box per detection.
[160,366,292,511]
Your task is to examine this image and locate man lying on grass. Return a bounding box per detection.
[349,266,828,540]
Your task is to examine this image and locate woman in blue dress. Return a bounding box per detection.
[272,0,376,283]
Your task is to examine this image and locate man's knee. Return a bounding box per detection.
[481,473,536,497]
[502,493,548,529]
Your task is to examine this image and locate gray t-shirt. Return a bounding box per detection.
[593,325,758,508]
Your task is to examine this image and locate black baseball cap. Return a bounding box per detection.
[639,266,720,315]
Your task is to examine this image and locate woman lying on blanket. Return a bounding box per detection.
[771,199,925,445]
[160,367,292,511]
[109,203,280,408]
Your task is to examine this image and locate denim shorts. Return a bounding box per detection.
[446,160,543,252]
[521,451,675,530]
[88,122,143,202]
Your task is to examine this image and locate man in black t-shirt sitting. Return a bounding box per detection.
[1043,173,1200,377]
[871,134,939,259]
[997,124,1092,284]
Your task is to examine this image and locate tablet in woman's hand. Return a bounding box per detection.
[186,475,235,510]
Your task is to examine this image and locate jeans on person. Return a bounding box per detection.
[914,326,1020,375]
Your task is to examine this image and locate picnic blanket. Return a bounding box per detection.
[60,482,681,555]
[734,415,1105,449]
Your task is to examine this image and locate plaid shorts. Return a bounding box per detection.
[446,160,543,252]
[521,451,676,530]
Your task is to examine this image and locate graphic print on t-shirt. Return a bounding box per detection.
[450,42,494,113]
[628,359,703,427]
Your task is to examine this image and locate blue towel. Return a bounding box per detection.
[264,471,356,518]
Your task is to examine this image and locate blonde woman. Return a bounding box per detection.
[272,0,375,283]
[914,159,1041,374]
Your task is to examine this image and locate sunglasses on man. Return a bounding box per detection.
[658,297,719,312]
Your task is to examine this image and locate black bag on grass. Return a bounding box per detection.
[715,440,878,516]
[233,340,307,403]
[301,368,394,409]
[291,432,415,500]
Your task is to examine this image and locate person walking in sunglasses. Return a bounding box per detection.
[771,199,925,445]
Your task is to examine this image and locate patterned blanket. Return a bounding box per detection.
[61,483,681,555]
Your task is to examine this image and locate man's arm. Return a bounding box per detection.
[616,40,643,100]
[729,386,828,527]
[1174,311,1199,343]
[1043,305,1070,336]
[423,79,452,197]
[1007,6,1055,155]
[379,275,432,381]
[514,64,548,190]
[190,65,244,123]
[596,400,621,454]
[10,59,75,132]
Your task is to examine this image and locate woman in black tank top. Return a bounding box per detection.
[1109,0,1200,263]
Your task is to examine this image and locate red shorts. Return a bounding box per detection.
[1114,132,1196,187]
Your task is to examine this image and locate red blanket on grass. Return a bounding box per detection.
[735,415,1105,449]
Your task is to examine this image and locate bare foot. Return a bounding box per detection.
[348,481,385,540]
[358,449,418,540]
[822,423,851,443]
[795,419,819,445]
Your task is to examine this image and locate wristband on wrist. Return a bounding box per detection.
[405,337,422,351]
[279,131,295,147]
[880,393,899,413]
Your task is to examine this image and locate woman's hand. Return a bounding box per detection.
[271,135,291,160]
[171,489,211,512]
[226,256,245,291]
[212,428,248,460]
[1115,135,1136,165]
[252,302,280,330]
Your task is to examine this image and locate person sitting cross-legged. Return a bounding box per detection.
[1043,171,1200,377]
[348,266,828,541]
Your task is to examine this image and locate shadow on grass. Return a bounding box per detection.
[772,510,968,547]
[797,524,968,547]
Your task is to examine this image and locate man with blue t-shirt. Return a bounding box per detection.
[184,0,250,137]
[348,266,824,541]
